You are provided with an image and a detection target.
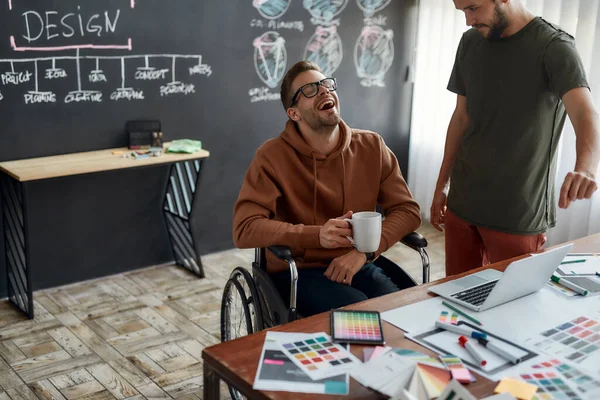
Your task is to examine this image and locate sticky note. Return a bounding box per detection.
[494,378,537,400]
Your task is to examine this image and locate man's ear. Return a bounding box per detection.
[287,107,300,121]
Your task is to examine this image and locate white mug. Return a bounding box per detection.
[344,211,382,252]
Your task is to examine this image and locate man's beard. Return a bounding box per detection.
[302,108,341,131]
[486,3,509,40]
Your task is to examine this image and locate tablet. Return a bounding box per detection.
[330,310,385,345]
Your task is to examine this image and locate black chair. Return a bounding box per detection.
[220,232,429,399]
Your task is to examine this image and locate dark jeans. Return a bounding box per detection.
[270,263,399,317]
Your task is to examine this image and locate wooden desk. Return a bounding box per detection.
[0,143,210,318]
[202,233,600,399]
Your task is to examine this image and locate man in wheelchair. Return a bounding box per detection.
[233,61,421,317]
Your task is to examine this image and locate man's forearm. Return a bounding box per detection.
[436,109,469,190]
[574,109,600,177]
[233,215,321,250]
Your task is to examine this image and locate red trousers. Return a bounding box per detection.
[444,209,547,276]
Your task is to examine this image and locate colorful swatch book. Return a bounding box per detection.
[351,348,451,399]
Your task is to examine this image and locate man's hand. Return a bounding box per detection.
[559,171,598,209]
[319,211,354,248]
[324,250,366,285]
[430,187,448,232]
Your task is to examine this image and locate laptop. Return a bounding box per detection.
[429,243,573,312]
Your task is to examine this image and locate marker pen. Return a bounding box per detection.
[458,336,487,366]
[477,337,521,364]
[435,321,487,339]
[551,275,588,296]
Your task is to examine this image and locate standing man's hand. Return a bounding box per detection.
[559,171,598,209]
[324,250,366,285]
[319,211,354,248]
[430,187,449,232]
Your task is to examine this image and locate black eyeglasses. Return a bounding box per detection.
[289,78,337,108]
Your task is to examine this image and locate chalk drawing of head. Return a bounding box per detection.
[303,0,349,23]
[356,0,392,17]
[303,25,344,76]
[354,25,394,83]
[253,31,288,88]
[252,0,292,20]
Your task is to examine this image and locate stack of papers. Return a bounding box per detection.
[351,348,451,398]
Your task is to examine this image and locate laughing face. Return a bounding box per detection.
[288,70,341,132]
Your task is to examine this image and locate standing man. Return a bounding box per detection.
[431,0,600,276]
[233,61,421,316]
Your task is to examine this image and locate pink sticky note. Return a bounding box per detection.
[451,368,473,383]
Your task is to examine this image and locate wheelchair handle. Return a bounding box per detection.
[267,246,294,261]
[267,246,298,315]
[401,232,428,249]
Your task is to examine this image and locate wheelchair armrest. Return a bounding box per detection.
[400,232,428,249]
[267,246,294,261]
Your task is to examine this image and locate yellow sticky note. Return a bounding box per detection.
[112,151,124,155]
[494,378,537,400]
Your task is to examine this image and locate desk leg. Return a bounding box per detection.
[163,160,205,277]
[203,363,221,400]
[1,175,33,319]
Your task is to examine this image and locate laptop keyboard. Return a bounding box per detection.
[451,280,499,307]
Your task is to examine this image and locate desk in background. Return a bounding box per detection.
[202,233,600,399]
[0,143,210,318]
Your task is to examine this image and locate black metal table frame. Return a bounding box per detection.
[1,158,206,319]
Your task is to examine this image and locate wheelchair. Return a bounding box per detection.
[220,230,429,347]
[220,232,428,398]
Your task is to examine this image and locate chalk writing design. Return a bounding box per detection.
[303,25,343,76]
[252,0,292,20]
[303,0,349,24]
[253,31,287,89]
[0,53,209,104]
[356,0,391,17]
[2,1,211,104]
[353,25,394,87]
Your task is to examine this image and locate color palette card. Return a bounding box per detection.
[393,348,446,368]
[276,332,362,380]
[520,368,581,400]
[530,358,600,397]
[530,316,600,372]
[440,354,476,383]
[439,311,459,325]
[331,310,384,344]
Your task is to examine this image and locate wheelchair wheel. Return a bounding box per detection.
[221,268,263,400]
[221,267,264,342]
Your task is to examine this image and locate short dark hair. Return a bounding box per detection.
[280,61,322,111]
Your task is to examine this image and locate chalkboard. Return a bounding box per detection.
[0,0,418,296]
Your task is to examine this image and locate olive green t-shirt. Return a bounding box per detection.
[447,17,589,234]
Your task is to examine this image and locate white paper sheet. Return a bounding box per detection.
[253,332,349,395]
[382,287,600,343]
[558,254,600,276]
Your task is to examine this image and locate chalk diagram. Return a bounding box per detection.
[253,31,287,89]
[0,1,212,104]
[356,0,391,17]
[303,0,349,24]
[354,25,393,87]
[303,25,343,76]
[252,0,293,20]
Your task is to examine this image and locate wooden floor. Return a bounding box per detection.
[0,223,445,399]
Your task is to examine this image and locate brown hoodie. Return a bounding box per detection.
[233,119,421,273]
